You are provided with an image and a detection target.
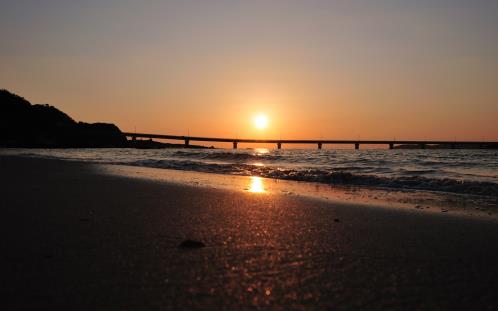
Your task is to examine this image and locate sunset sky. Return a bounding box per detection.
[1,0,497,143]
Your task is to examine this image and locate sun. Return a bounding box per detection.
[254,114,269,130]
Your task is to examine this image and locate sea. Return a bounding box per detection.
[3,148,498,198]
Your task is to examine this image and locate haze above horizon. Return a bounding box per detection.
[1,0,497,141]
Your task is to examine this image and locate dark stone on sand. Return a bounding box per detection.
[178,239,205,249]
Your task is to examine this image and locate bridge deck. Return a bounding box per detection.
[123,132,497,149]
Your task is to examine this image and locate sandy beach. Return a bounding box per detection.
[2,155,498,310]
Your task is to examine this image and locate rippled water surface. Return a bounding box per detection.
[3,148,498,197]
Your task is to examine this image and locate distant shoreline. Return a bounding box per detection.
[127,138,214,149]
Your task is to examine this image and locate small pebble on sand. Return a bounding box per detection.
[178,239,205,249]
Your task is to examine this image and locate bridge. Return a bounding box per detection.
[123,132,497,150]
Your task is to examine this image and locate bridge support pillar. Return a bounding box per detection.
[132,136,136,141]
[420,143,426,149]
[277,142,282,149]
[184,139,189,147]
[451,143,456,149]
[389,143,394,150]
[233,142,238,149]
[318,142,322,149]
[355,143,360,150]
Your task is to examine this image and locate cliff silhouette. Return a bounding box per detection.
[0,89,127,148]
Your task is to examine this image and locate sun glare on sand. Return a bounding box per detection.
[254,114,269,130]
[247,176,266,193]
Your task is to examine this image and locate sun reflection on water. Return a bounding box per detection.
[247,176,266,193]
[254,148,269,155]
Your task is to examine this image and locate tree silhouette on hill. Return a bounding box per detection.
[0,89,126,148]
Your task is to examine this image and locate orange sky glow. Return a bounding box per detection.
[1,1,497,147]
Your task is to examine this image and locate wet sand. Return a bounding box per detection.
[1,155,498,310]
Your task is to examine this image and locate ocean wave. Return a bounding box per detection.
[171,150,283,162]
[5,149,497,197]
[129,159,498,197]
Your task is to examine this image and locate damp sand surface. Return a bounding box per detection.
[2,155,498,310]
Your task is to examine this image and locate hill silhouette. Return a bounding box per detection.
[0,89,126,148]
